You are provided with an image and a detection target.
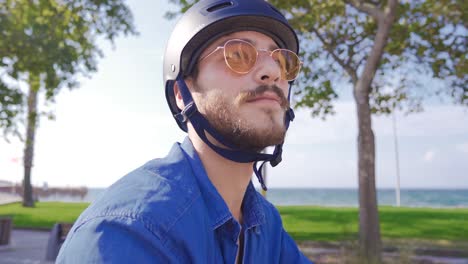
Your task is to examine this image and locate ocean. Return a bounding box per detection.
[39,188,468,208]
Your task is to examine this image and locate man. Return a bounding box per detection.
[57,0,311,263]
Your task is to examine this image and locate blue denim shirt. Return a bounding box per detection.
[57,138,312,263]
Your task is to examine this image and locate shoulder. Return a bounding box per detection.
[58,149,204,262]
[56,214,181,263]
[72,147,202,243]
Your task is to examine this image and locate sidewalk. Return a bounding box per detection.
[1,229,467,264]
[0,193,21,206]
[0,229,53,264]
[298,242,468,264]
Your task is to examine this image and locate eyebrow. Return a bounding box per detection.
[217,37,280,51]
[240,38,279,51]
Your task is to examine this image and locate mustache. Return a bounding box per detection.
[237,85,289,109]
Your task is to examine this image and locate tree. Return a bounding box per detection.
[166,0,467,262]
[0,0,137,207]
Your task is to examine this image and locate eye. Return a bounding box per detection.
[231,48,243,60]
[273,53,288,70]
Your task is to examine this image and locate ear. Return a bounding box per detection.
[173,82,185,111]
[174,77,197,111]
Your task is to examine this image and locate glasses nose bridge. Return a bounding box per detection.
[255,48,283,72]
[256,48,274,59]
[253,49,284,83]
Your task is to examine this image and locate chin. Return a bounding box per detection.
[248,106,284,119]
[252,121,286,136]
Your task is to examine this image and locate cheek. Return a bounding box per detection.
[198,57,229,79]
[198,59,248,87]
[279,82,290,98]
[197,78,243,103]
[195,89,230,115]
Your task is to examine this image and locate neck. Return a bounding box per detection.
[188,127,252,223]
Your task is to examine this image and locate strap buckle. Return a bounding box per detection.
[287,108,295,122]
[175,101,196,123]
[270,145,283,167]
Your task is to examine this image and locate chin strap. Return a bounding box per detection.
[175,76,295,191]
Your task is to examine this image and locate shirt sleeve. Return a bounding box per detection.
[280,227,314,264]
[56,216,179,264]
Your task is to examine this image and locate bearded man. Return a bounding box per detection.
[57,0,311,263]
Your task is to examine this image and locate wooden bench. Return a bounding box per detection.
[45,222,74,261]
[58,222,73,243]
[0,216,12,246]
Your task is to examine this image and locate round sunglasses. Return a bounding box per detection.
[199,39,302,81]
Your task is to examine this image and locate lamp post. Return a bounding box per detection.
[392,111,401,207]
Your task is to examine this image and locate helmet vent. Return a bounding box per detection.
[206,1,233,13]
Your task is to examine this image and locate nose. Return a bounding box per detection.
[253,51,282,86]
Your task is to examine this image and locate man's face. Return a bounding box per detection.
[186,31,290,152]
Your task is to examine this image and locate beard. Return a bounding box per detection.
[195,84,290,152]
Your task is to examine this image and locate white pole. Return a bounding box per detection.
[392,111,401,207]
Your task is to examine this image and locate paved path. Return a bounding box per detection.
[0,230,53,264]
[299,245,468,264]
[1,229,467,263]
[0,193,21,205]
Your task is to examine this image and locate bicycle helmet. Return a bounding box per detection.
[162,0,299,190]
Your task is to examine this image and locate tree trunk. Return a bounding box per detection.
[22,75,39,207]
[354,88,381,263]
[352,2,397,261]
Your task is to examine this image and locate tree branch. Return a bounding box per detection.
[311,27,358,84]
[346,34,371,67]
[356,54,368,70]
[346,0,382,20]
[355,0,398,97]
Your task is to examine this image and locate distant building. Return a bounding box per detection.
[0,180,14,188]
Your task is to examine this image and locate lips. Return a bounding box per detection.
[237,85,289,109]
[246,92,281,105]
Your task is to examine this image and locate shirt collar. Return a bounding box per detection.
[180,137,231,229]
[242,181,266,229]
[179,137,265,230]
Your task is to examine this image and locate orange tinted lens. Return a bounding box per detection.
[272,49,301,80]
[224,40,257,73]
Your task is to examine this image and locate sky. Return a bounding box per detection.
[0,1,467,189]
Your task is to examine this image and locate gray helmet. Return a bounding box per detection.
[163,0,299,131]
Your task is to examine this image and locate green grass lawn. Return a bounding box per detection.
[1,202,467,243]
[0,202,89,229]
[278,206,468,242]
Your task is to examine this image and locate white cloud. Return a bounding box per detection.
[286,102,356,146]
[456,143,468,154]
[373,105,468,138]
[289,104,468,148]
[423,150,436,162]
[345,159,357,169]
[0,140,24,184]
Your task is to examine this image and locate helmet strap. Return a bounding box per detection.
[175,76,295,190]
